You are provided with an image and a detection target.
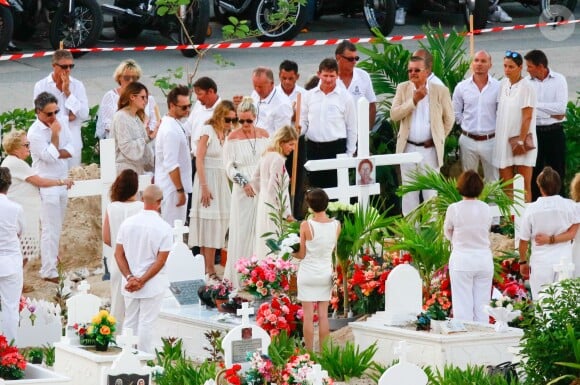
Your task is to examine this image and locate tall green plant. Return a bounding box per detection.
[564,92,580,195]
[310,341,378,381]
[425,364,517,385]
[81,105,100,165]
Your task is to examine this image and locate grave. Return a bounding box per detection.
[63,280,101,344]
[0,364,70,385]
[351,264,523,370]
[0,298,61,348]
[378,341,428,385]
[101,328,152,385]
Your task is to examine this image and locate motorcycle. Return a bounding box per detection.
[0,0,14,54]
[102,0,210,57]
[213,0,397,42]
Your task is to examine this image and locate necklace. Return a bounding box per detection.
[242,127,257,156]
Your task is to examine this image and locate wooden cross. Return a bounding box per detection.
[304,98,422,207]
[237,302,254,326]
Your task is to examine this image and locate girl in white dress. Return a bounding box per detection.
[294,189,340,351]
[493,50,537,202]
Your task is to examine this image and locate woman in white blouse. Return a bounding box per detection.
[444,170,493,322]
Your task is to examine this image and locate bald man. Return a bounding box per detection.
[115,184,173,353]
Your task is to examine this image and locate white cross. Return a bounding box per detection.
[394,340,411,363]
[66,139,152,272]
[307,364,327,385]
[237,302,254,325]
[77,280,91,294]
[116,327,139,352]
[172,219,189,243]
[554,256,575,281]
[304,98,422,207]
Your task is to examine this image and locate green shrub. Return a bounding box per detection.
[310,340,378,381]
[425,364,516,385]
[563,92,580,196]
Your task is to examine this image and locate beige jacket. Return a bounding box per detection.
[390,81,454,168]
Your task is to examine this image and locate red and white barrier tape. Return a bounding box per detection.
[1,18,578,61]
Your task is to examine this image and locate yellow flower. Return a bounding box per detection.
[92,315,100,324]
[100,326,111,336]
[107,315,116,325]
[99,310,109,317]
[87,325,94,334]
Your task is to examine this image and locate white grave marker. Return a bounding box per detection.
[221,302,270,370]
[307,364,328,385]
[63,280,101,344]
[378,341,427,385]
[101,328,152,385]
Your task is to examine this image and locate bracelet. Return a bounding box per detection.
[518,260,527,265]
[126,274,134,280]
[58,179,63,186]
[176,188,185,193]
[550,235,555,244]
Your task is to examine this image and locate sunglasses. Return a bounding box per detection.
[175,103,192,111]
[133,94,148,101]
[505,50,521,59]
[122,75,139,82]
[42,109,60,117]
[224,117,238,124]
[340,54,360,62]
[238,119,254,124]
[55,63,75,70]
[407,68,423,73]
[23,142,30,148]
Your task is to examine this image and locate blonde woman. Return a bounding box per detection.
[250,125,298,259]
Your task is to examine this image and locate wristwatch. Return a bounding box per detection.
[176,188,185,193]
[126,274,134,280]
[517,140,524,146]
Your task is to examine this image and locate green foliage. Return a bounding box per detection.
[267,330,304,368]
[42,344,56,367]
[563,92,580,196]
[425,364,516,385]
[81,105,100,165]
[222,17,255,40]
[547,324,580,384]
[152,67,193,97]
[519,279,580,384]
[154,358,217,385]
[203,330,224,362]
[310,340,378,381]
[155,337,186,367]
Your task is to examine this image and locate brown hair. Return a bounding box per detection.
[306,188,329,212]
[456,170,484,198]
[536,166,561,196]
[206,100,236,134]
[52,49,73,64]
[358,159,373,173]
[110,169,139,202]
[0,167,12,193]
[118,82,148,122]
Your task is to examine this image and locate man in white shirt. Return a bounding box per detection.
[300,58,357,189]
[115,184,173,353]
[28,92,75,282]
[251,66,293,135]
[335,40,377,129]
[413,49,445,86]
[391,56,454,216]
[276,60,306,105]
[155,86,193,226]
[453,50,500,182]
[524,50,568,201]
[0,167,25,344]
[33,49,88,169]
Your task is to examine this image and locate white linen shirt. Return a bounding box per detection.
[0,195,24,277]
[116,210,173,298]
[155,116,193,195]
[428,73,445,86]
[338,67,377,103]
[527,69,568,126]
[276,84,306,104]
[251,88,293,136]
[519,195,580,263]
[187,97,221,155]
[453,75,500,135]
[27,118,75,186]
[408,82,431,142]
[300,84,357,156]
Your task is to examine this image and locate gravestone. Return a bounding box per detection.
[63,280,101,343]
[221,303,271,370]
[0,298,62,347]
[166,220,206,306]
[378,341,428,385]
[102,328,151,385]
[366,264,422,326]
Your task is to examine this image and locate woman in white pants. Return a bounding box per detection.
[444,170,493,322]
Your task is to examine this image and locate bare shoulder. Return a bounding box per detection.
[256,128,270,138]
[227,128,243,140]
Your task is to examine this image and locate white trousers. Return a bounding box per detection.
[123,292,164,353]
[450,268,493,323]
[39,189,68,278]
[109,257,125,335]
[530,262,557,300]
[0,272,23,343]
[400,144,439,216]
[161,190,188,227]
[459,135,498,182]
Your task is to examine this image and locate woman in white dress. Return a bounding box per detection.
[1,130,73,264]
[102,169,143,333]
[443,170,493,322]
[110,82,155,175]
[250,125,298,259]
[493,50,537,202]
[96,59,160,140]
[294,189,340,351]
[188,101,235,280]
[223,97,270,287]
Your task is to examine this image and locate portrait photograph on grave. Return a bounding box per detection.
[357,158,375,186]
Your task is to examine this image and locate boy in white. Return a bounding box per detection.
[519,167,580,300]
[114,185,173,353]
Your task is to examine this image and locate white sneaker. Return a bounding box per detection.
[395,7,406,25]
[489,5,512,22]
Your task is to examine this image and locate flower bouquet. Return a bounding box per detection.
[73,322,95,345]
[256,295,303,337]
[236,256,297,299]
[282,353,333,385]
[89,310,116,350]
[0,334,26,380]
[485,295,521,332]
[345,254,391,315]
[224,352,275,385]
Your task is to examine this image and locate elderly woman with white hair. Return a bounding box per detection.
[1,130,73,264]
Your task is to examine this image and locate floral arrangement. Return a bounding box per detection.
[495,257,529,300]
[72,322,96,345]
[90,310,116,345]
[282,353,333,385]
[256,295,303,337]
[236,256,297,298]
[224,352,275,385]
[490,295,515,309]
[326,201,356,223]
[207,278,234,300]
[423,266,451,320]
[343,254,391,315]
[0,334,26,380]
[18,297,37,326]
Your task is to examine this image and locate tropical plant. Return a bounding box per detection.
[26,347,43,364]
[547,324,580,385]
[42,344,56,367]
[519,279,580,385]
[154,357,217,385]
[154,337,186,368]
[80,105,100,165]
[267,331,304,369]
[425,364,517,385]
[310,340,378,381]
[563,92,580,195]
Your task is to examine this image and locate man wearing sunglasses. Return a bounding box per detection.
[391,56,454,216]
[155,86,193,225]
[250,66,293,136]
[27,92,75,284]
[335,40,377,129]
[33,49,88,170]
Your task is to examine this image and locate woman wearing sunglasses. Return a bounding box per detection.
[1,130,73,270]
[223,97,270,287]
[96,59,160,140]
[493,50,537,202]
[110,82,155,175]
[188,101,236,281]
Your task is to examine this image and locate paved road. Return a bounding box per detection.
[0,3,578,114]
